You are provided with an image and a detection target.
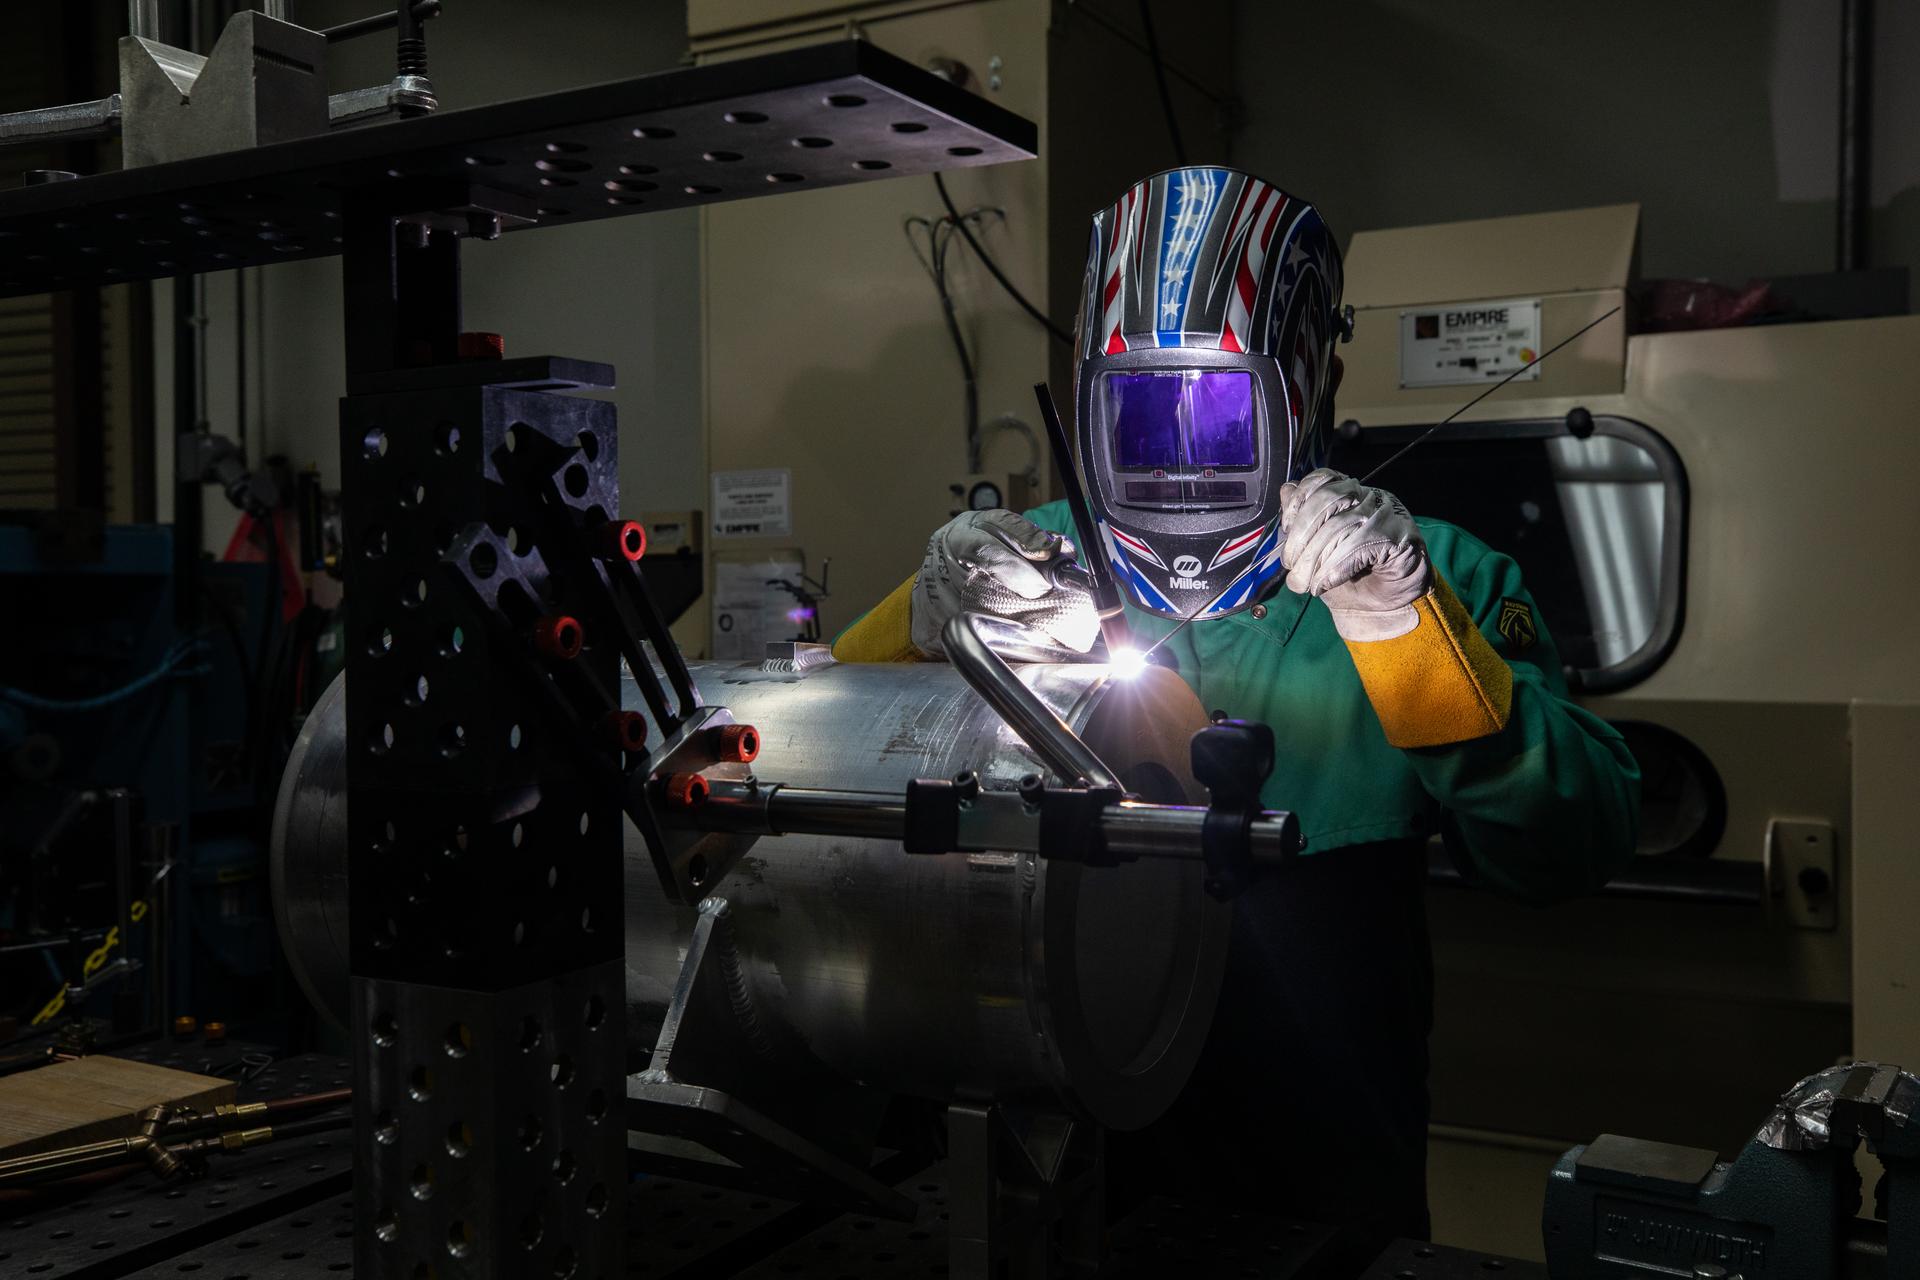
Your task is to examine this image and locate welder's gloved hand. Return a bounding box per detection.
[1281,469,1513,749]
[1281,469,1432,641]
[911,510,1100,658]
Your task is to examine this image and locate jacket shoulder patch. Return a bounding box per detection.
[1495,597,1537,651]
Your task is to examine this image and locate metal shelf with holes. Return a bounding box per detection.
[0,39,1035,300]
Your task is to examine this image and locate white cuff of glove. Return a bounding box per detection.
[1324,600,1424,642]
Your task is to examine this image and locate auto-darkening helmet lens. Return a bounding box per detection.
[1108,373,1182,468]
[1103,370,1258,470]
[1184,371,1256,467]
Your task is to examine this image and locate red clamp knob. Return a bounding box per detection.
[664,772,709,809]
[600,710,648,754]
[457,331,505,360]
[602,520,647,562]
[533,615,583,660]
[716,723,760,764]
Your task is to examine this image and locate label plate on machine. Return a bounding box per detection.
[1398,297,1542,388]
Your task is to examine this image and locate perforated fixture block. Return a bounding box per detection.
[0,40,1035,299]
[4,1053,352,1279]
[351,966,628,1279]
[341,370,629,1277]
[339,384,622,987]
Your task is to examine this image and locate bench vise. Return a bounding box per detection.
[1543,1061,1918,1278]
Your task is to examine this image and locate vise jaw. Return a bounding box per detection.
[121,11,328,168]
[1544,1061,1919,1278]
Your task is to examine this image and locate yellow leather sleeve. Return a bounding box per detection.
[1341,573,1513,749]
[829,574,924,664]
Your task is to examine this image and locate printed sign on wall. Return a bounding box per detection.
[711,469,792,539]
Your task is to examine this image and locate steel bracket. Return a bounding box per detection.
[627,896,914,1219]
[947,1101,1104,1280]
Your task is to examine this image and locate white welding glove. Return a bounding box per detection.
[1280,468,1432,641]
[911,509,1099,658]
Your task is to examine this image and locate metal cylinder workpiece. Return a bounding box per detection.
[273,658,1229,1131]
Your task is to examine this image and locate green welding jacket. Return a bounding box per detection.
[1024,500,1641,904]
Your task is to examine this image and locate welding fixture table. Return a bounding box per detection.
[0,39,1034,1277]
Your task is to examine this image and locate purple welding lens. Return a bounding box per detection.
[1183,371,1256,467]
[1106,373,1182,468]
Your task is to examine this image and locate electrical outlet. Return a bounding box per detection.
[1765,818,1837,931]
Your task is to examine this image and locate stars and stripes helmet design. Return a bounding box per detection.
[1072,167,1346,621]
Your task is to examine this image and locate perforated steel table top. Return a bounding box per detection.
[0,39,1035,299]
[18,1140,1548,1279]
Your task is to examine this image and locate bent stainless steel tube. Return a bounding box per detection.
[940,612,1122,790]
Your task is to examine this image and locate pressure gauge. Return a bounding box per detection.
[967,479,1002,511]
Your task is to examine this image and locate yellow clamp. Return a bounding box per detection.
[29,899,152,1026]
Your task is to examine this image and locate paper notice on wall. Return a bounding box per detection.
[711,468,792,539]
[711,550,806,662]
[1398,298,1542,388]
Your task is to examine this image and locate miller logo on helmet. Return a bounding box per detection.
[1169,554,1209,591]
[1072,166,1346,621]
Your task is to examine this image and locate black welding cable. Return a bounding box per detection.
[932,173,1073,346]
[942,291,981,469]
[234,268,247,461]
[1136,0,1187,164]
[907,212,987,471]
[241,513,281,788]
[908,215,981,468]
[933,219,982,472]
[200,580,255,738]
[257,513,280,666]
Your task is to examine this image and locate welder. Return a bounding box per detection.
[831,166,1640,1243]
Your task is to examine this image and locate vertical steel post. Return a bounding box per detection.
[1837,0,1874,271]
[128,0,161,40]
[339,206,626,1278]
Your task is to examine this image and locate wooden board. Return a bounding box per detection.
[0,1055,236,1158]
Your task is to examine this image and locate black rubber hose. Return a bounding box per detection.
[933,173,1073,346]
[1137,0,1187,164]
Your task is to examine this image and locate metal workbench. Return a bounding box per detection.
[11,1151,1545,1279]
[8,1038,1542,1275]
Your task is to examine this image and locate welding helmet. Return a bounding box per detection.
[1073,167,1346,620]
